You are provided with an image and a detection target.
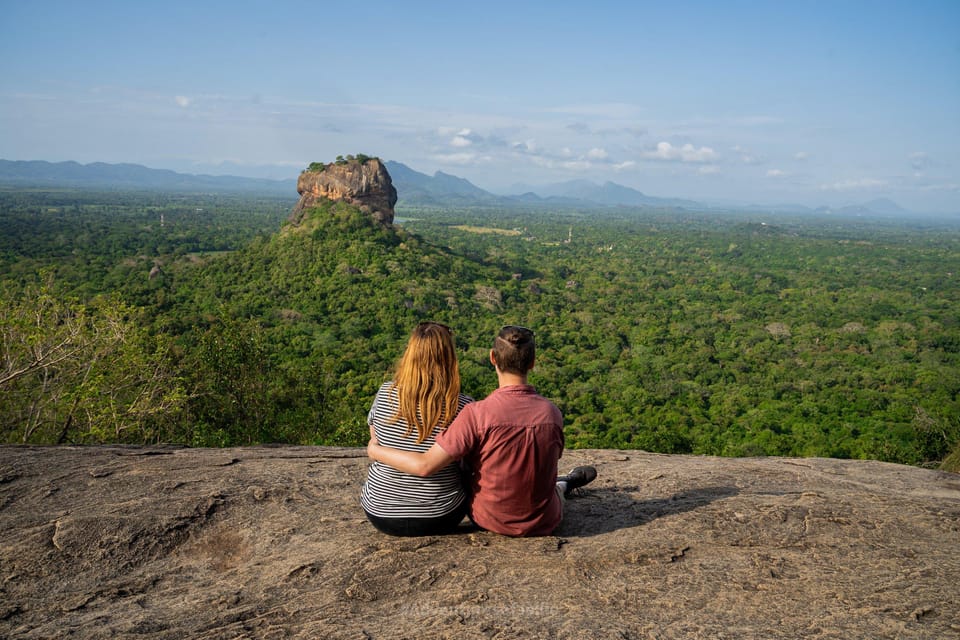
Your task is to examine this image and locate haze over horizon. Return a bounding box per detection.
[1,1,958,213]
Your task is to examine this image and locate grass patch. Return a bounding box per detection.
[451,225,522,236]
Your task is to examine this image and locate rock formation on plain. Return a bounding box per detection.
[290,157,397,226]
[1,446,958,639]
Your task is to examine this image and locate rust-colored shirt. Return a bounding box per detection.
[436,384,564,536]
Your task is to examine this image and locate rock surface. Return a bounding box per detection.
[290,158,397,225]
[1,446,958,639]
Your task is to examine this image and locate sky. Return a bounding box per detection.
[1,0,958,212]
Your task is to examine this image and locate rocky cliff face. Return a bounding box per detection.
[290,158,397,226]
[1,446,958,639]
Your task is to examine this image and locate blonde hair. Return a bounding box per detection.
[390,322,461,443]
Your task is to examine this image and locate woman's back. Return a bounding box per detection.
[361,382,473,518]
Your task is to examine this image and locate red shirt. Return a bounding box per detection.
[436,384,564,536]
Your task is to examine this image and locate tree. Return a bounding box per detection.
[0,279,186,444]
[186,316,276,445]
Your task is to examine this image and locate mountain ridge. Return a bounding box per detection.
[384,161,699,210]
[0,159,296,195]
[0,158,918,217]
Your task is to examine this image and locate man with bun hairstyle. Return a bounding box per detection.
[367,325,596,537]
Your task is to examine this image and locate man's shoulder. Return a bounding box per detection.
[521,387,561,410]
[470,387,560,418]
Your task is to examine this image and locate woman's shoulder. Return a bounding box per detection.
[375,381,397,397]
[370,382,398,412]
[457,393,475,407]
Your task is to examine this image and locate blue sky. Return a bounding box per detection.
[1,0,958,212]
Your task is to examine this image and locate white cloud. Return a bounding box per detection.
[512,139,538,153]
[528,155,556,169]
[909,151,931,170]
[766,169,786,177]
[446,127,477,148]
[644,141,717,163]
[794,151,809,160]
[587,147,608,160]
[918,182,960,192]
[820,178,887,191]
[613,161,636,171]
[732,145,762,164]
[432,152,477,165]
[174,95,191,108]
[546,102,643,119]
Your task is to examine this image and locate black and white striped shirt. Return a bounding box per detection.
[360,382,473,518]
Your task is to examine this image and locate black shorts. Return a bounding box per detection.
[364,503,469,537]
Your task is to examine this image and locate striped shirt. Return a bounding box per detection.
[360,382,473,518]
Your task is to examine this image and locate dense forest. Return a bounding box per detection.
[2,186,958,469]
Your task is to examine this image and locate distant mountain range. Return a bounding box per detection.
[383,161,500,205]
[384,162,920,217]
[384,161,704,210]
[0,158,916,217]
[512,177,703,209]
[0,159,296,195]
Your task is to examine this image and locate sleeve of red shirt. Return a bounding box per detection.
[435,402,478,460]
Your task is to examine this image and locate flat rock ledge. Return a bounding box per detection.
[1,446,958,639]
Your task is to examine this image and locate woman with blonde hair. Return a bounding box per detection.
[360,321,473,536]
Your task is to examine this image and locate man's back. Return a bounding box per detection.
[437,384,564,536]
